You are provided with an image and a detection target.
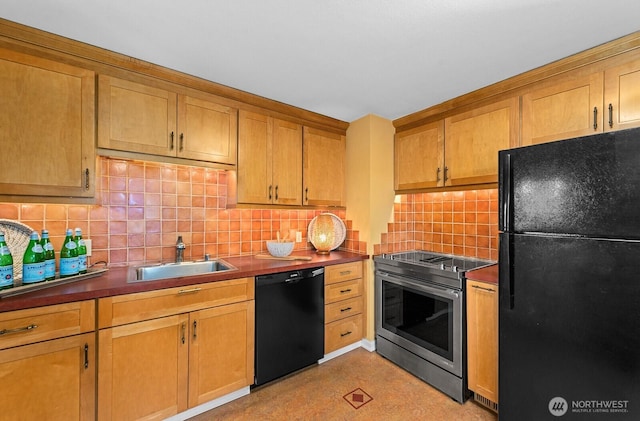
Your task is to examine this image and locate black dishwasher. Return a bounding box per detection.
[254,267,324,386]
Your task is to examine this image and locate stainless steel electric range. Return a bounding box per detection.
[374,251,493,403]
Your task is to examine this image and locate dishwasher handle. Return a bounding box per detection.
[256,267,324,286]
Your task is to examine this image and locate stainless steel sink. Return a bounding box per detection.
[129,259,237,282]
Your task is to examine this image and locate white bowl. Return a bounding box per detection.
[266,240,294,257]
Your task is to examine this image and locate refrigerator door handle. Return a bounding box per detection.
[500,232,515,309]
[499,152,512,232]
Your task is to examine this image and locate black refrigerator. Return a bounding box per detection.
[498,127,640,421]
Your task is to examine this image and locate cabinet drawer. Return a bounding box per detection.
[98,277,254,328]
[0,300,95,350]
[325,297,363,324]
[325,262,362,284]
[325,278,362,304]
[325,313,362,354]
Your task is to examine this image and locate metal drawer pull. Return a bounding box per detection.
[340,331,352,337]
[178,287,202,295]
[339,270,351,276]
[340,307,352,312]
[0,324,38,336]
[340,288,352,294]
[471,284,496,293]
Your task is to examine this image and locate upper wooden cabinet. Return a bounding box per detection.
[0,47,95,199]
[522,72,604,146]
[98,75,237,166]
[604,56,640,132]
[444,98,519,187]
[237,111,302,205]
[303,127,346,207]
[394,121,444,191]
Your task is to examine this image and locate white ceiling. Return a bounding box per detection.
[1,1,639,123]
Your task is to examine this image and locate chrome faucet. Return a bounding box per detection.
[176,236,186,263]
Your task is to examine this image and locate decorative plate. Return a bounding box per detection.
[307,213,347,251]
[0,219,36,280]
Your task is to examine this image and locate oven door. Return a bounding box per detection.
[375,270,463,377]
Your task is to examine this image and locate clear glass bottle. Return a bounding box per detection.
[74,228,87,274]
[0,232,14,290]
[59,228,79,278]
[22,231,45,284]
[40,229,56,281]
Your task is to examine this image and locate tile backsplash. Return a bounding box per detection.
[374,189,499,261]
[0,157,365,267]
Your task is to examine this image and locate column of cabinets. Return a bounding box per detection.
[97,277,254,420]
[98,75,238,166]
[236,111,346,208]
[395,98,518,192]
[0,301,96,420]
[0,47,95,199]
[324,262,363,353]
[237,111,303,205]
[466,278,498,411]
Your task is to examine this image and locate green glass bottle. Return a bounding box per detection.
[22,231,45,284]
[59,229,79,278]
[0,232,14,290]
[40,229,56,281]
[74,228,87,274]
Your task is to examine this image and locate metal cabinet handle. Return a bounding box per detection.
[305,187,309,202]
[275,185,279,201]
[339,270,351,276]
[178,287,202,295]
[0,324,38,336]
[269,185,273,200]
[181,322,186,344]
[340,307,353,313]
[340,288,352,294]
[170,131,175,150]
[444,166,449,182]
[471,284,496,293]
[179,133,184,151]
[609,103,613,128]
[436,167,441,182]
[84,343,89,369]
[84,168,90,190]
[340,331,353,337]
[593,106,598,130]
[193,320,197,340]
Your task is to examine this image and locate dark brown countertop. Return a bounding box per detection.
[466,263,498,285]
[0,250,368,313]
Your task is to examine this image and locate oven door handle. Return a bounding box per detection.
[377,271,460,299]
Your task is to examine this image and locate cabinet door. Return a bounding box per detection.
[394,121,444,190]
[188,300,254,407]
[98,75,177,156]
[237,111,272,204]
[303,127,346,207]
[604,57,640,132]
[98,314,189,421]
[522,72,603,145]
[466,280,498,403]
[0,48,95,198]
[0,332,95,421]
[272,118,302,205]
[177,95,237,165]
[445,98,518,187]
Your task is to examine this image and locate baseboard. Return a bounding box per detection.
[319,339,377,364]
[164,386,250,421]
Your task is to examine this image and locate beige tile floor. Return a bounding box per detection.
[189,348,497,420]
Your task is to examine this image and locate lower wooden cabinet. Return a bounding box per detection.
[324,262,364,354]
[98,278,255,420]
[466,279,498,407]
[0,301,96,421]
